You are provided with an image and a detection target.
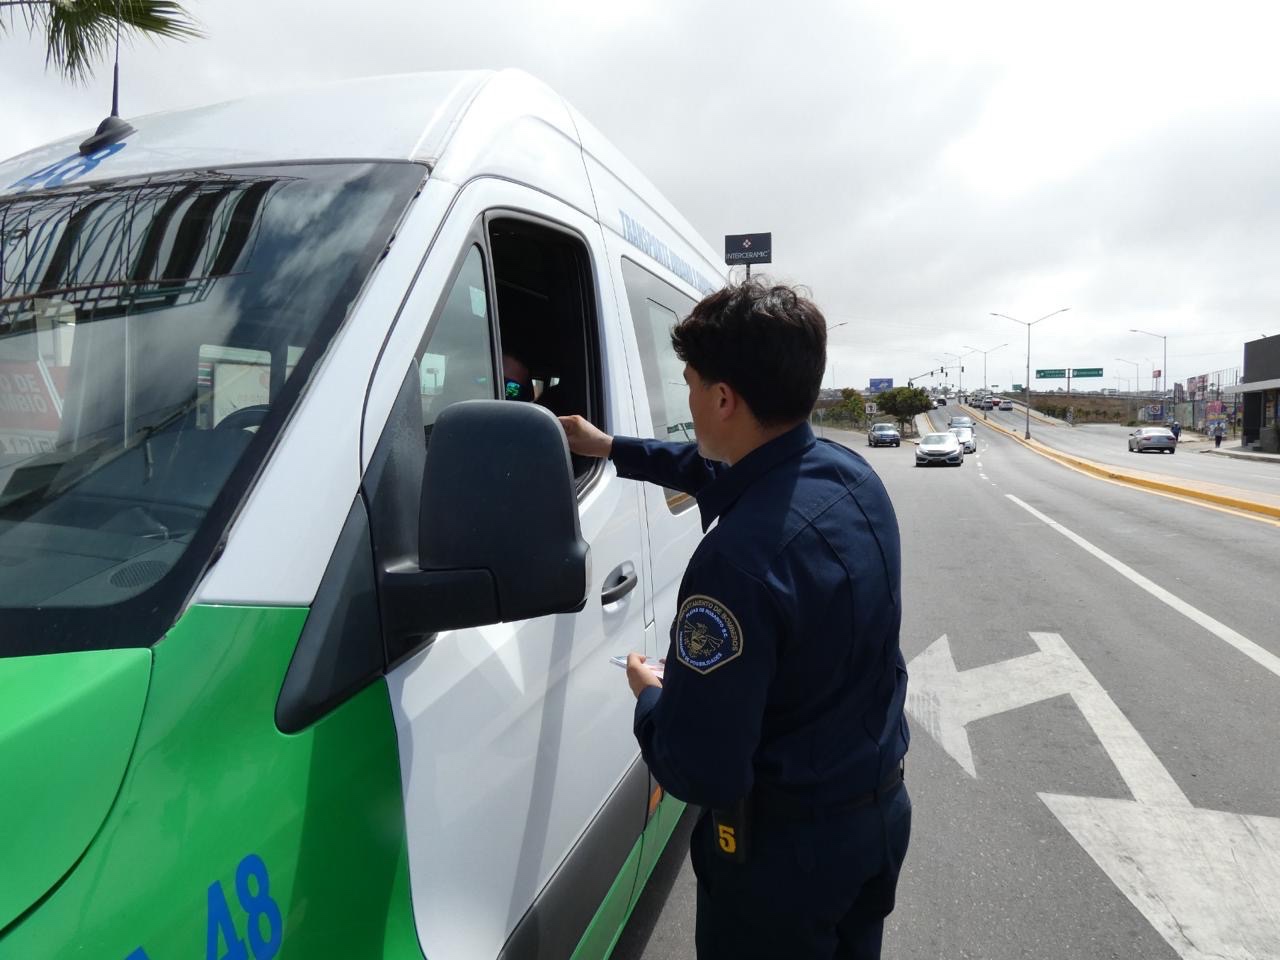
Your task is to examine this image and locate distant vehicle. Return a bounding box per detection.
[1129,428,1177,453]
[999,399,1014,411]
[979,397,995,410]
[948,415,974,429]
[950,426,977,453]
[868,423,901,447]
[916,432,964,467]
[936,397,948,406]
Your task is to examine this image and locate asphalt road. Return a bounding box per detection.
[613,418,1280,960]
[977,407,1280,498]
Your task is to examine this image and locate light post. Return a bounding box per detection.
[991,308,1071,439]
[943,349,977,398]
[825,321,848,390]
[1116,358,1139,421]
[963,342,1008,393]
[1130,327,1167,409]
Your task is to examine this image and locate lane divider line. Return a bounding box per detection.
[965,406,1280,522]
[1006,494,1280,681]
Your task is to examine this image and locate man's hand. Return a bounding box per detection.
[559,415,614,459]
[626,653,662,699]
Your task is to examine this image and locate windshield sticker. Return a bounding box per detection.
[7,142,127,194]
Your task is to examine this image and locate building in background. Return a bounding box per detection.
[1239,335,1280,450]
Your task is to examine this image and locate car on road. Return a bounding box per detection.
[936,397,948,406]
[916,432,964,466]
[979,397,995,410]
[999,399,1014,411]
[868,423,902,447]
[1129,427,1177,453]
[948,414,974,429]
[950,425,977,453]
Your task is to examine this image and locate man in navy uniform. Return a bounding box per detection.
[561,280,910,960]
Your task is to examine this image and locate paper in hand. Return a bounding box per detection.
[610,654,665,681]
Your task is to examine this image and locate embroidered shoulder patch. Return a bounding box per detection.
[675,595,743,674]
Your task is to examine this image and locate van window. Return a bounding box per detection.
[620,259,698,508]
[489,217,600,482]
[417,245,496,429]
[0,161,423,656]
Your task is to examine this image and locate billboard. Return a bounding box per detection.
[724,233,772,265]
[869,378,893,393]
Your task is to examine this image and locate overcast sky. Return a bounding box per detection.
[4,0,1277,392]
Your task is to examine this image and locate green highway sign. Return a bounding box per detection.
[1013,383,1024,392]
[1035,368,1066,379]
[1072,367,1104,378]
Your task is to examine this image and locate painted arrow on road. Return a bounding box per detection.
[906,632,1280,960]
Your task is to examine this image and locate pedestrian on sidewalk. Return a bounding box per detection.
[1171,420,1182,443]
[1215,422,1225,448]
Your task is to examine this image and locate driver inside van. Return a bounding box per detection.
[502,351,534,403]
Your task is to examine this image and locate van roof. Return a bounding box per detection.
[1,71,493,191]
[1,69,725,296]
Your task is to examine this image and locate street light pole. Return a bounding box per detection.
[943,349,978,399]
[991,309,1071,439]
[963,342,1009,393]
[824,321,848,389]
[1116,358,1140,421]
[1130,328,1168,413]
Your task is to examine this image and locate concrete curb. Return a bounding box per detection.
[967,408,1280,521]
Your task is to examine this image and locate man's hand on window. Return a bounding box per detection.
[559,415,613,459]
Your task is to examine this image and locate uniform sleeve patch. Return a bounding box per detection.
[675,595,743,674]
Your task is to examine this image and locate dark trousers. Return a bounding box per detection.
[690,782,911,960]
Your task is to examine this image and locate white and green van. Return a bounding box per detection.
[0,69,722,959]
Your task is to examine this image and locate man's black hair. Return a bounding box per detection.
[671,279,827,426]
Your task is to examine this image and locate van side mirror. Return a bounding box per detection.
[380,400,590,645]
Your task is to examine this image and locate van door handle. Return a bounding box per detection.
[601,570,638,605]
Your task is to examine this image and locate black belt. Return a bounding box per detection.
[750,764,905,822]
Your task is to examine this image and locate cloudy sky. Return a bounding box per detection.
[4,0,1278,393]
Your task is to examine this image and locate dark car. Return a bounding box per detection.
[868,423,901,447]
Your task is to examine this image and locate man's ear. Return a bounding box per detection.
[714,382,738,420]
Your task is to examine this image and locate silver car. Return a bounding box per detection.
[1128,428,1177,453]
[950,426,977,453]
[916,432,964,466]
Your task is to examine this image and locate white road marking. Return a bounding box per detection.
[907,632,1280,959]
[1005,494,1280,681]
[907,632,1186,805]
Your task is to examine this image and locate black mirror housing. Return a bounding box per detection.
[381,400,591,645]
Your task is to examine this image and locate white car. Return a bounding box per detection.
[916,432,964,466]
[950,426,977,453]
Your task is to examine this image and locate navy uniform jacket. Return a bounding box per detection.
[611,423,909,811]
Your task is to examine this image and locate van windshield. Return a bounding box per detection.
[0,161,422,656]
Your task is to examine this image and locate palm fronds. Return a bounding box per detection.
[1,0,201,83]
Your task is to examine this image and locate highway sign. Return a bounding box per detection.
[869,378,893,393]
[1073,367,1104,378]
[1036,368,1066,379]
[1013,383,1024,392]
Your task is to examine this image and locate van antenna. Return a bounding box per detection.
[78,0,135,156]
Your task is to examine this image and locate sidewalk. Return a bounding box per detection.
[1202,444,1280,465]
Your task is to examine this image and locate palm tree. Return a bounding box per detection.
[1,0,199,83]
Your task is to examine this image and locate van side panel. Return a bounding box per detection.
[0,606,420,960]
